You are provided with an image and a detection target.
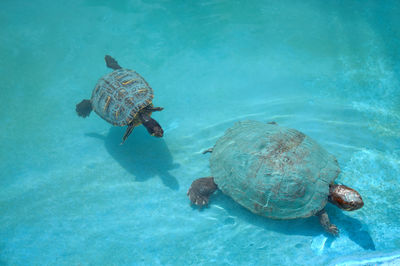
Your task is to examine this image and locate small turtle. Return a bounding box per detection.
[76,55,163,143]
[188,120,364,236]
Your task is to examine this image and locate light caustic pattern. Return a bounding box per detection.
[0,0,399,265]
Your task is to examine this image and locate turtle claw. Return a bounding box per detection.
[187,177,218,208]
[328,225,340,237]
[317,208,340,237]
[187,187,209,207]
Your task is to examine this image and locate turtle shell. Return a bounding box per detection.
[210,120,340,220]
[90,68,154,126]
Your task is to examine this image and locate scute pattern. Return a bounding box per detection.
[91,69,154,126]
[210,120,340,219]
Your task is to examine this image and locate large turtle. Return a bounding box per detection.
[76,55,163,143]
[187,120,364,236]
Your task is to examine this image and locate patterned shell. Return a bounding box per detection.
[91,68,154,126]
[210,120,340,220]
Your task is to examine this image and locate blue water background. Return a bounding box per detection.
[1,0,400,265]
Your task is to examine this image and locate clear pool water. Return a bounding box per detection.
[1,0,399,265]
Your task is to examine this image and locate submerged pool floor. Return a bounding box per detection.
[1,0,400,265]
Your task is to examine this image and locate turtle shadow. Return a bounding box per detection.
[200,192,374,249]
[86,126,180,190]
[326,206,376,251]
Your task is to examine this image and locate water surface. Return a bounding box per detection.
[1,0,399,265]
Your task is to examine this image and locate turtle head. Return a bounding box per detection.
[139,112,164,138]
[328,184,364,211]
[150,124,164,137]
[143,118,163,137]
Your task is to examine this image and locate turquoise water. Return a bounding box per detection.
[1,0,400,265]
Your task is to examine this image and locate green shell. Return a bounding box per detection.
[91,68,154,126]
[210,120,340,219]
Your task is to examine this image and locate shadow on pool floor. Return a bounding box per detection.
[86,126,180,190]
[192,192,375,250]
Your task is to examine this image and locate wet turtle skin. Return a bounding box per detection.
[210,120,340,220]
[91,68,154,126]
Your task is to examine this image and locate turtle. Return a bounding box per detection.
[187,120,364,236]
[76,55,164,143]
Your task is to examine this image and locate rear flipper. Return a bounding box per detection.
[316,208,339,236]
[187,177,218,206]
[139,113,163,137]
[76,99,92,117]
[105,55,122,70]
[202,148,213,154]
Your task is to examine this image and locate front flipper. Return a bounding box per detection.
[105,55,122,70]
[316,208,339,236]
[139,113,163,137]
[144,106,164,112]
[187,177,218,207]
[121,123,135,144]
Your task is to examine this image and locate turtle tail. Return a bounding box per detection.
[76,99,92,118]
